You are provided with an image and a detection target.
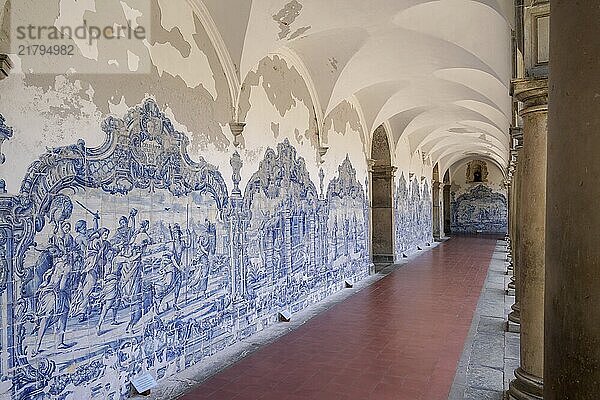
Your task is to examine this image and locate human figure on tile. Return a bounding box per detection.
[32,243,74,355]
[153,251,181,313]
[122,220,152,333]
[70,227,112,321]
[21,244,62,316]
[111,208,137,253]
[50,221,75,255]
[73,218,99,291]
[96,249,122,334]
[54,221,80,287]
[206,218,217,256]
[74,216,99,253]
[169,223,187,307]
[189,219,216,295]
[130,219,152,248]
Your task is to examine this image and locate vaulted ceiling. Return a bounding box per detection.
[197,0,513,174]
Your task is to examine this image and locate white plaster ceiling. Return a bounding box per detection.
[193,0,513,174]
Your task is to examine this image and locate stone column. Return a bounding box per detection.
[508,78,547,400]
[371,165,396,263]
[505,178,514,278]
[508,128,523,331]
[438,183,446,238]
[432,180,441,240]
[545,3,600,398]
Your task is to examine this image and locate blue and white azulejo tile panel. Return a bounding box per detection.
[0,99,371,399]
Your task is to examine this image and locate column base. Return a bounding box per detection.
[508,309,520,324]
[507,303,520,332]
[507,368,543,400]
[507,319,521,333]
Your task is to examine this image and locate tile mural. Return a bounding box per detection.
[450,184,507,234]
[0,100,371,399]
[394,173,433,258]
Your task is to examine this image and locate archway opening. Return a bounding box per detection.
[370,125,395,263]
[443,169,451,236]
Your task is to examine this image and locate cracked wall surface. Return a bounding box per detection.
[0,0,233,192]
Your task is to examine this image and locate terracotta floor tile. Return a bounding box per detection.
[180,236,497,400]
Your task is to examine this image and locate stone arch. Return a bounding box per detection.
[370,124,396,264]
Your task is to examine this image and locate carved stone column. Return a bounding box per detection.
[505,177,514,277]
[545,2,600,398]
[508,129,523,331]
[432,180,441,240]
[228,151,247,301]
[508,78,547,400]
[370,165,396,263]
[440,183,449,238]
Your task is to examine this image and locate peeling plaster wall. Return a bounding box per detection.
[0,0,233,193]
[322,100,368,184]
[238,54,323,186]
[393,136,433,183]
[449,160,507,234]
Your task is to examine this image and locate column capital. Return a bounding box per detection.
[512,77,549,115]
[229,121,246,147]
[511,126,524,150]
[433,180,446,192]
[510,126,523,141]
[509,161,517,177]
[318,146,329,163]
[0,54,13,81]
[371,165,397,178]
[510,149,519,164]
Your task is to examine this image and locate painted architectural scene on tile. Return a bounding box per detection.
[451,185,508,234]
[394,173,434,258]
[449,160,508,235]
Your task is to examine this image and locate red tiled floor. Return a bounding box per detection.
[180,236,498,400]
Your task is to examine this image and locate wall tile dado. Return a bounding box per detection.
[0,99,370,399]
[450,184,507,234]
[394,173,433,258]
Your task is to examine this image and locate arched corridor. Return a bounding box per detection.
[2,0,600,399]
